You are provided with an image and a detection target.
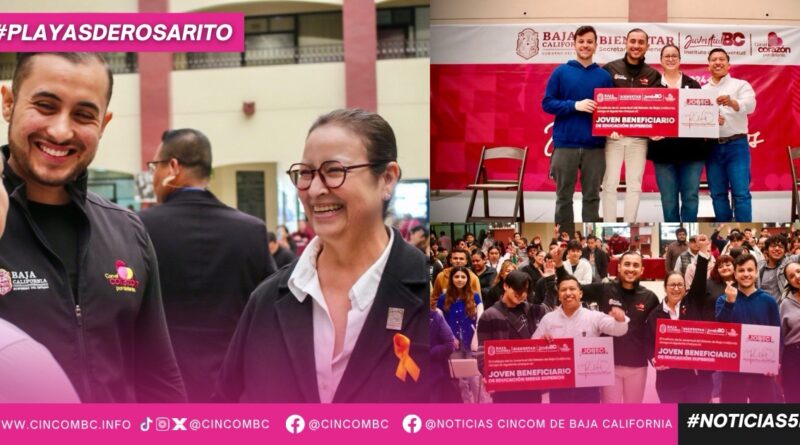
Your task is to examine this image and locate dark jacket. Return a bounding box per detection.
[603,57,662,88]
[582,246,609,279]
[647,255,714,391]
[477,299,547,403]
[520,264,544,288]
[273,246,296,269]
[429,309,460,402]
[213,229,430,402]
[476,266,497,297]
[478,301,547,343]
[557,265,659,367]
[0,146,186,402]
[647,74,713,163]
[139,189,277,402]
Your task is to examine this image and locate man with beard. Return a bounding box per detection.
[0,53,185,402]
[602,28,662,222]
[431,248,481,305]
[553,246,659,403]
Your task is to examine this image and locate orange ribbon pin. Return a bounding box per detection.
[393,333,420,382]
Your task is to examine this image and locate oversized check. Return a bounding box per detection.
[484,337,614,392]
[592,88,718,138]
[654,319,780,374]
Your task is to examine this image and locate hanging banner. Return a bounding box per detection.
[431,23,800,192]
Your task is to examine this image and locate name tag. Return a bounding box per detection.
[386,307,404,331]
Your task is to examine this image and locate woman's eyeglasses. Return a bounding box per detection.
[286,160,384,190]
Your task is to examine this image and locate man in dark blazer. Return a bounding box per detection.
[213,228,431,402]
[582,234,609,282]
[139,129,277,402]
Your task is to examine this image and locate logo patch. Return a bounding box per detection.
[1,270,50,293]
[105,260,140,293]
[0,269,12,296]
[635,303,646,311]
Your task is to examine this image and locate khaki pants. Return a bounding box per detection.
[602,137,647,222]
[601,365,648,403]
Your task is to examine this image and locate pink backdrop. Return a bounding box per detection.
[431,23,800,193]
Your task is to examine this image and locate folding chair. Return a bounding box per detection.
[466,146,528,223]
[788,146,800,221]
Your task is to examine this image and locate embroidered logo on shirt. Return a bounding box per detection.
[635,303,646,311]
[640,78,650,85]
[0,269,13,296]
[105,260,140,293]
[0,270,50,294]
[614,74,627,80]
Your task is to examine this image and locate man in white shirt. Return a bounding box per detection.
[532,275,628,402]
[703,48,757,222]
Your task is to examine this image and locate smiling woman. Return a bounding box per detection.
[215,109,431,403]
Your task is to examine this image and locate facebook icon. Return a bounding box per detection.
[402,414,422,434]
[285,415,305,434]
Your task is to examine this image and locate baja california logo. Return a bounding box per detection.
[0,269,12,296]
[516,28,539,59]
[105,260,140,293]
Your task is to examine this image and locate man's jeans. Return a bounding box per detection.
[551,147,605,235]
[706,138,751,222]
[653,160,705,222]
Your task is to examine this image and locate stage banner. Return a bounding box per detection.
[592,88,718,138]
[431,23,800,192]
[484,337,614,391]
[654,319,780,374]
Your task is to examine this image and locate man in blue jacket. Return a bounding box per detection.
[542,25,613,236]
[716,254,781,402]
